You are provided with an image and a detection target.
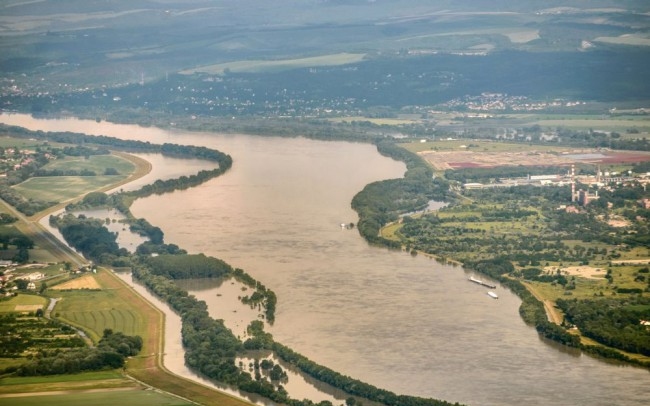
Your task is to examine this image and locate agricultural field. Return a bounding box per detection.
[0,137,50,150]
[181,52,367,75]
[13,176,118,205]
[11,154,133,205]
[0,371,130,395]
[532,117,650,131]
[43,154,134,175]
[401,140,650,171]
[0,388,196,406]
[0,312,85,371]
[0,265,249,406]
[400,139,575,154]
[0,294,46,314]
[52,271,147,342]
[50,274,101,290]
[0,368,194,405]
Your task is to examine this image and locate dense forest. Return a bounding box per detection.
[557,296,650,356]
[51,213,126,262]
[352,140,451,246]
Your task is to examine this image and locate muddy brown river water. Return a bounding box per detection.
[3,113,648,406]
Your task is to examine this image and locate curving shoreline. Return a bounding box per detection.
[20,148,257,406]
[5,113,648,406]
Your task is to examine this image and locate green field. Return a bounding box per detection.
[12,176,126,204]
[0,137,49,149]
[594,34,650,46]
[53,282,146,342]
[533,117,650,131]
[0,294,46,313]
[43,155,134,174]
[0,388,194,406]
[11,154,134,204]
[181,52,367,75]
[0,371,193,405]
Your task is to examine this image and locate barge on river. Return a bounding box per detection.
[468,276,497,289]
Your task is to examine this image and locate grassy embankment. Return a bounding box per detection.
[0,142,253,406]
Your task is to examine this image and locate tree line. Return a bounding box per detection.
[352,140,450,246]
[557,296,650,356]
[43,132,465,405]
[15,329,142,376]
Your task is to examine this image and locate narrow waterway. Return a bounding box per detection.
[2,113,648,406]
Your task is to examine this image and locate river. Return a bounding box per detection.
[1,113,648,406]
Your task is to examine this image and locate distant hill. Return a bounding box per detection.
[1,0,649,104]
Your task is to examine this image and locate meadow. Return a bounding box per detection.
[1,388,195,406]
[11,154,133,205]
[52,271,147,342]
[49,268,254,406]
[399,139,575,154]
[0,372,193,406]
[0,137,49,149]
[181,52,367,75]
[0,294,46,313]
[43,154,134,174]
[13,176,120,205]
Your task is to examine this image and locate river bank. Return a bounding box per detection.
[4,114,649,406]
[5,142,257,405]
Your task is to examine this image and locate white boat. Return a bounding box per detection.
[487,291,498,299]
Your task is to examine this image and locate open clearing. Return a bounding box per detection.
[0,387,194,406]
[545,265,607,280]
[43,154,134,174]
[11,153,133,206]
[12,176,127,204]
[13,304,42,312]
[51,274,101,290]
[594,34,650,47]
[53,270,148,341]
[0,294,46,313]
[180,52,366,75]
[416,145,650,171]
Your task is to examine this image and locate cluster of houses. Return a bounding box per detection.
[463,166,650,210]
[0,147,55,175]
[0,261,97,295]
[0,261,45,294]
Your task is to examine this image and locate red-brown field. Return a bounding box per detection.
[420,148,650,170]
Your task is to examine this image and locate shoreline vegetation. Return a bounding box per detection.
[1,117,648,406]
[1,124,461,406]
